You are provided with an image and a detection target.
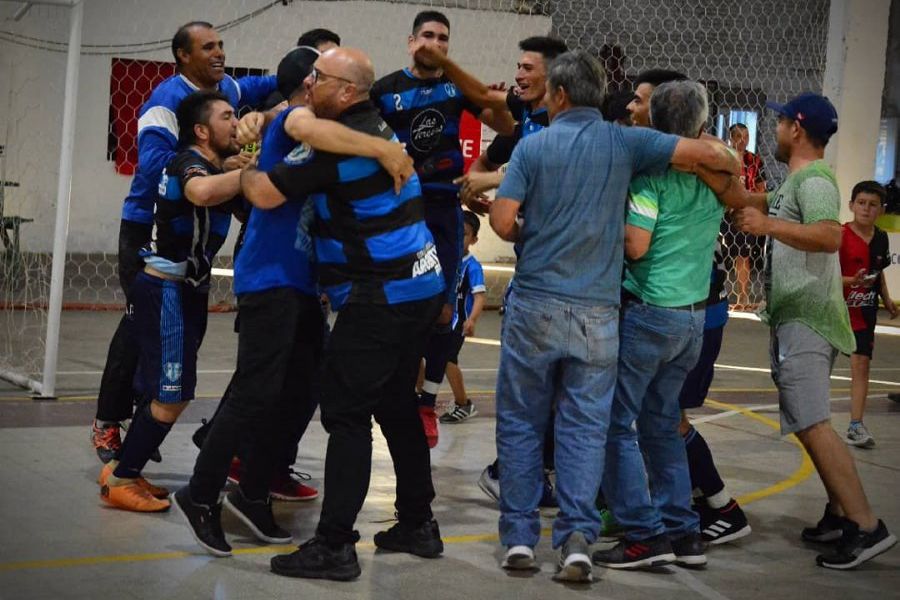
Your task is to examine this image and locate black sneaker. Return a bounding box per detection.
[192,418,211,450]
[817,519,898,570]
[592,534,675,569]
[670,532,707,568]
[802,503,845,543]
[374,519,444,558]
[699,500,752,545]
[270,536,361,581]
[173,486,232,557]
[223,489,292,544]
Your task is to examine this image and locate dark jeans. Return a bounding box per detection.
[316,294,442,545]
[95,220,151,422]
[189,287,324,504]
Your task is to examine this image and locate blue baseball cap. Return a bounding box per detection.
[766,92,838,141]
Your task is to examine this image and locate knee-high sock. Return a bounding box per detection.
[113,403,173,479]
[683,425,726,502]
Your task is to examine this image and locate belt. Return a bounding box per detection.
[143,265,182,282]
[622,290,706,311]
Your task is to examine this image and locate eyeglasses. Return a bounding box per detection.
[311,66,354,86]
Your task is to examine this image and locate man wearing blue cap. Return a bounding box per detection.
[703,92,896,569]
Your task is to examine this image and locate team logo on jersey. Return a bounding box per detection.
[164,362,182,383]
[444,83,457,98]
[410,108,445,153]
[284,142,314,165]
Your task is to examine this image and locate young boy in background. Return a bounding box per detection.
[439,211,486,424]
[840,180,897,448]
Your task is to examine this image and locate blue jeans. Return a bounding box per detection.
[496,289,618,548]
[603,301,704,540]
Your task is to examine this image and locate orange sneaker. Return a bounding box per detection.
[101,480,170,512]
[418,406,439,448]
[99,463,169,499]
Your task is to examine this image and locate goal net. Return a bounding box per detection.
[0,0,830,393]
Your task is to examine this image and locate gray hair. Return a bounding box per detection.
[546,50,607,109]
[649,80,709,138]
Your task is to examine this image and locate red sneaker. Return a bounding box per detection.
[226,457,242,485]
[91,421,122,464]
[270,470,318,502]
[418,406,439,448]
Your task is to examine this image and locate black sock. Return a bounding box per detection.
[683,425,725,499]
[113,403,173,479]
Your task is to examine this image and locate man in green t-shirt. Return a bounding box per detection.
[595,80,744,570]
[706,92,896,570]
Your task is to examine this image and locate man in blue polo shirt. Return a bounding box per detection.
[490,51,739,583]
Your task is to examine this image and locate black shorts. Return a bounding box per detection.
[423,199,463,306]
[446,327,465,365]
[679,324,725,409]
[852,326,875,359]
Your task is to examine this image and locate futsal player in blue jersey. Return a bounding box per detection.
[238,48,445,581]
[97,90,247,512]
[91,21,277,463]
[174,46,417,557]
[371,11,514,447]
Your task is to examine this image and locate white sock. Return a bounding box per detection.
[706,489,731,510]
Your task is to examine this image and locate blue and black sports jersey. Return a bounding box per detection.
[485,91,549,166]
[234,106,317,297]
[144,149,234,287]
[268,101,445,310]
[123,73,276,225]
[452,253,486,329]
[371,69,482,200]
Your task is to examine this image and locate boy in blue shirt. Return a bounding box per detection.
[440,211,486,423]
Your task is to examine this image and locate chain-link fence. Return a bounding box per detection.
[0,0,830,391]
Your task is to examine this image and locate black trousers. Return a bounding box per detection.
[316,294,442,546]
[189,287,323,505]
[95,220,151,422]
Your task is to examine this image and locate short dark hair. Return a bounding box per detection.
[172,21,214,66]
[851,180,887,204]
[413,10,450,34]
[297,28,340,49]
[518,36,569,61]
[463,210,481,236]
[601,90,633,123]
[634,69,687,89]
[176,90,229,147]
[729,122,749,134]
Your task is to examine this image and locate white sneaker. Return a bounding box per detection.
[502,545,536,570]
[845,423,875,448]
[477,462,500,503]
[553,532,593,583]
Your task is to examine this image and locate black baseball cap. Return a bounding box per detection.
[766,92,838,142]
[276,46,320,100]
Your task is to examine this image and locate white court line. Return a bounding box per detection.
[691,396,850,424]
[728,309,900,336]
[715,363,900,386]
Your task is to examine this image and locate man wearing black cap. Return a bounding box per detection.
[705,92,896,569]
[174,46,414,557]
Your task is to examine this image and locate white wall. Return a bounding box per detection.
[0,0,550,262]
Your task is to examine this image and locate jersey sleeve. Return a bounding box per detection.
[235,75,278,110]
[267,148,339,199]
[485,128,520,166]
[172,152,212,188]
[468,259,486,294]
[796,176,840,224]
[626,176,659,233]
[623,127,679,178]
[136,108,179,186]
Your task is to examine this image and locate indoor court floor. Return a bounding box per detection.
[1,310,899,599]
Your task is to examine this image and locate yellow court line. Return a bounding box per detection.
[0,401,811,573]
[705,398,815,505]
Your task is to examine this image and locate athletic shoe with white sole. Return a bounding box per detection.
[670,532,708,568]
[845,422,875,448]
[699,499,752,545]
[592,534,675,569]
[553,532,593,583]
[816,519,897,570]
[502,545,537,570]
[478,461,500,503]
[223,489,292,544]
[173,486,232,557]
[439,400,478,424]
[802,503,846,543]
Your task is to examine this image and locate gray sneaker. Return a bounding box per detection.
[553,532,593,583]
[477,462,500,503]
[439,400,477,424]
[502,545,536,570]
[845,423,875,448]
